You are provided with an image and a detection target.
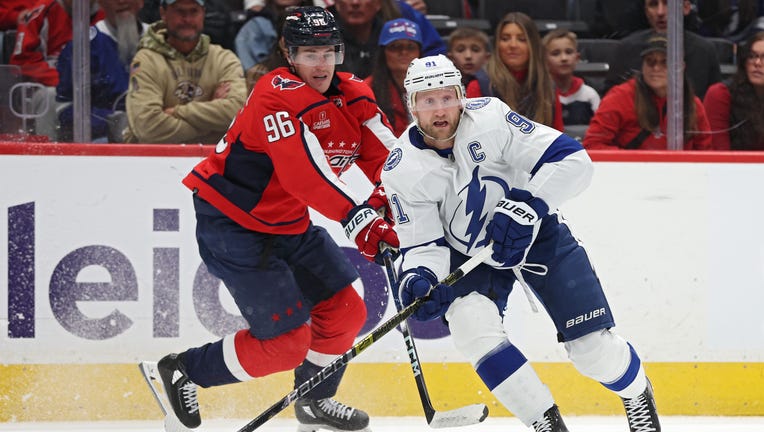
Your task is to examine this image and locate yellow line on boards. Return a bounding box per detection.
[0,363,762,422]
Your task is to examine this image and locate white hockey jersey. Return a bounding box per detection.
[380,97,594,278]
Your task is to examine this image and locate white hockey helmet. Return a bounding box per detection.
[403,55,464,111]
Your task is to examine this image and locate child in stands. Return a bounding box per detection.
[447,27,491,95]
[542,29,600,126]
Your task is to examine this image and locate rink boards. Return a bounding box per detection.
[1,143,763,421]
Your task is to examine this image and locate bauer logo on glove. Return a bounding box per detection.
[487,188,549,268]
[343,206,377,239]
[494,199,539,224]
[342,204,400,264]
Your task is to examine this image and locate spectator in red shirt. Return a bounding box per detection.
[584,34,712,150]
[703,31,764,150]
[603,0,721,99]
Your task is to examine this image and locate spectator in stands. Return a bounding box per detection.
[703,31,764,150]
[447,27,490,95]
[315,0,430,13]
[56,0,147,142]
[9,0,104,140]
[123,0,246,144]
[365,18,421,137]
[242,12,290,91]
[587,0,649,39]
[697,0,764,41]
[141,0,239,50]
[0,0,34,30]
[542,29,600,126]
[584,34,712,150]
[241,0,265,13]
[403,0,426,14]
[234,0,306,72]
[604,0,722,99]
[466,12,564,131]
[328,0,445,79]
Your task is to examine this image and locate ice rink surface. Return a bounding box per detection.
[1,417,764,432]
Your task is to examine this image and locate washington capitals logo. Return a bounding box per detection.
[448,167,509,251]
[271,75,305,91]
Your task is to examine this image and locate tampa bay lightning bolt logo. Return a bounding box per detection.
[271,75,305,90]
[383,148,403,171]
[448,166,510,250]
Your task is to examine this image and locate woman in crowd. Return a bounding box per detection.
[703,31,764,150]
[365,18,422,137]
[583,34,712,150]
[466,12,564,131]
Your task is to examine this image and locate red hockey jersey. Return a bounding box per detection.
[183,68,396,235]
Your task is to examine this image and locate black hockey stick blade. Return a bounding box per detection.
[382,251,489,428]
[235,246,493,432]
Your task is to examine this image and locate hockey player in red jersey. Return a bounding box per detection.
[139,6,399,432]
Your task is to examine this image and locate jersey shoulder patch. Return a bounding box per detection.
[383,147,403,171]
[464,97,492,110]
[271,74,305,91]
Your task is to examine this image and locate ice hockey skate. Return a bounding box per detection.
[531,405,569,432]
[138,354,201,431]
[622,379,661,432]
[294,398,371,432]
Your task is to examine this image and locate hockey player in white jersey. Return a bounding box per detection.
[380,55,661,432]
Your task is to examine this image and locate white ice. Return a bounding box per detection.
[1,417,764,432]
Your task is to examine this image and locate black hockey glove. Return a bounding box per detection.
[486,188,549,268]
[399,267,453,321]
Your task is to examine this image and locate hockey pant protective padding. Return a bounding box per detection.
[564,328,647,399]
[446,292,554,426]
[184,323,311,387]
[308,285,367,354]
[294,285,367,399]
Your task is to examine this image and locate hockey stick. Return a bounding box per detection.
[382,251,489,428]
[235,246,493,432]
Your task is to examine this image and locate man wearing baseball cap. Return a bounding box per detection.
[123,0,246,144]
